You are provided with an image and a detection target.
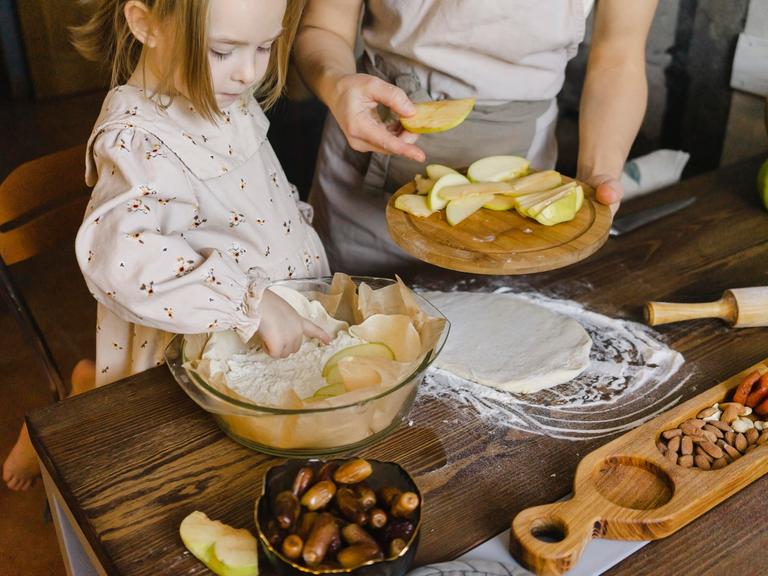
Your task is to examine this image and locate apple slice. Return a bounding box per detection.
[394,194,435,217]
[180,511,258,576]
[524,183,580,217]
[514,182,577,217]
[305,379,347,402]
[428,173,470,211]
[496,170,562,196]
[483,195,517,211]
[467,155,530,182]
[445,194,494,226]
[321,342,394,379]
[533,186,584,226]
[414,175,434,194]
[439,181,516,201]
[400,98,476,134]
[426,164,460,180]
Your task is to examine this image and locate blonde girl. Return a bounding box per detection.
[4,0,330,490]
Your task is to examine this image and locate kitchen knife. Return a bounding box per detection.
[609,196,696,237]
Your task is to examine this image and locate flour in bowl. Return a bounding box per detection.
[206,331,365,405]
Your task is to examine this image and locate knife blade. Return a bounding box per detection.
[609,196,696,237]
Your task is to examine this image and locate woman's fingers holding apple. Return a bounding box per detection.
[332,74,425,162]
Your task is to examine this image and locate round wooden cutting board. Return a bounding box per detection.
[386,179,613,275]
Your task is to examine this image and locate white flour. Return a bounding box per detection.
[416,288,686,441]
[221,331,364,404]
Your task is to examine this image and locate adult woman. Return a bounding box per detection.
[295,0,658,274]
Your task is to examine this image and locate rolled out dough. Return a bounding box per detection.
[422,291,592,393]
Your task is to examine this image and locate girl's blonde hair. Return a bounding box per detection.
[73,0,305,120]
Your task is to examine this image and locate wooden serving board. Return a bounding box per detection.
[385,178,612,275]
[510,358,768,576]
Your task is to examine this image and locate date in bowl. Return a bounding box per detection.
[255,458,422,576]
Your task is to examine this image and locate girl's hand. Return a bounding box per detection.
[328,73,426,162]
[257,290,332,358]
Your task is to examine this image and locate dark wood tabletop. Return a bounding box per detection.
[28,155,768,576]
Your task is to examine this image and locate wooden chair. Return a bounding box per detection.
[0,144,91,401]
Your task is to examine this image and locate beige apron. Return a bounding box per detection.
[310,0,589,275]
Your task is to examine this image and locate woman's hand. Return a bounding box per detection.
[582,173,623,216]
[256,290,331,358]
[327,73,426,162]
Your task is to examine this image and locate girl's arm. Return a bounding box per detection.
[77,128,329,355]
[294,0,425,162]
[577,0,659,213]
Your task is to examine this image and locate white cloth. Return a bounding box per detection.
[76,86,329,386]
[620,149,691,200]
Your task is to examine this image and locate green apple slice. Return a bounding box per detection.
[428,173,470,211]
[533,186,584,226]
[483,195,517,211]
[525,184,580,217]
[515,182,577,216]
[400,98,476,134]
[426,164,460,180]
[414,175,434,194]
[305,380,347,402]
[467,155,530,182]
[180,511,258,576]
[445,194,494,226]
[321,342,394,379]
[394,194,436,217]
[496,170,562,196]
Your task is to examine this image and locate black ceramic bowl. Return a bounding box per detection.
[255,459,422,576]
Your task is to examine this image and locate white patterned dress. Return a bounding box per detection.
[76,85,329,386]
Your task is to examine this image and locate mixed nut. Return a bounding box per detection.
[261,458,420,570]
[657,370,768,470]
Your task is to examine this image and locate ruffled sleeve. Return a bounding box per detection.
[76,126,267,340]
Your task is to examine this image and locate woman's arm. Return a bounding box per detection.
[294,0,425,161]
[577,0,659,212]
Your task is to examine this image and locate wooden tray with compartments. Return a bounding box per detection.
[510,358,768,576]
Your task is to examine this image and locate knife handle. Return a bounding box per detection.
[644,295,737,326]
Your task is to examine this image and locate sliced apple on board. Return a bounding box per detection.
[400,98,476,134]
[428,173,471,211]
[413,175,434,195]
[467,155,530,182]
[533,186,584,226]
[514,182,578,217]
[180,511,258,576]
[483,195,517,211]
[438,170,563,201]
[394,194,435,217]
[445,194,495,226]
[426,164,460,180]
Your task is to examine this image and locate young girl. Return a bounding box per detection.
[3,0,330,490]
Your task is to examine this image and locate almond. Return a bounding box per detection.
[677,454,694,468]
[694,455,712,470]
[699,440,724,459]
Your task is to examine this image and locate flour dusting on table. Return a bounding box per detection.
[416,288,685,440]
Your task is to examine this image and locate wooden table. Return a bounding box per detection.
[29,156,768,576]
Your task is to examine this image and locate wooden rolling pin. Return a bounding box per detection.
[645,287,768,327]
